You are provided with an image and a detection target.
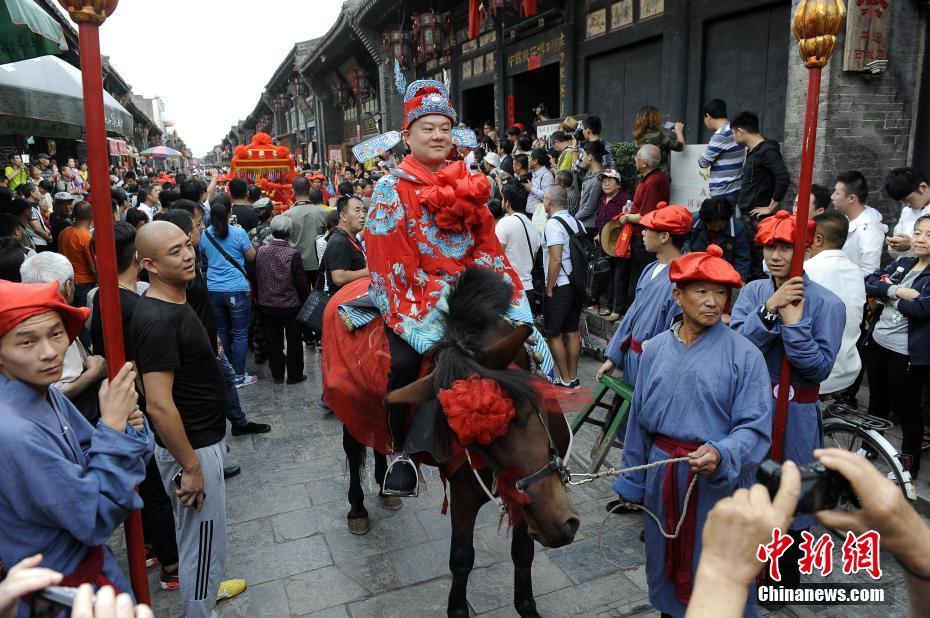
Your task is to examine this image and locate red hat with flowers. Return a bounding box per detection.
[403,80,457,130]
[754,210,816,247]
[0,280,90,342]
[640,201,692,235]
[669,244,743,288]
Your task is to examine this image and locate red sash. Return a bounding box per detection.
[60,546,119,592]
[618,336,644,355]
[654,434,700,605]
[770,382,820,404]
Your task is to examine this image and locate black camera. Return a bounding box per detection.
[573,127,585,141]
[757,459,858,516]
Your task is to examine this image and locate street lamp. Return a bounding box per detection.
[57,0,150,604]
[771,0,846,462]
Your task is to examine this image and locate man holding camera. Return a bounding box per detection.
[612,245,772,616]
[730,211,845,587]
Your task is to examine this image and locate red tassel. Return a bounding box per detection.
[523,0,537,17]
[468,0,481,39]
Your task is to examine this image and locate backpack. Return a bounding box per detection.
[549,214,610,306]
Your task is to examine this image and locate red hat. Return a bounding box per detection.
[669,244,743,288]
[640,201,692,235]
[0,280,90,342]
[754,210,816,247]
[403,80,457,130]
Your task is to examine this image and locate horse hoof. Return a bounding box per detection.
[515,600,540,618]
[379,494,403,511]
[348,516,370,535]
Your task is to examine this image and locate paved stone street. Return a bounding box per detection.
[106,345,917,617]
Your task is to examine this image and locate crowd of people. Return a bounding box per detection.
[1,84,930,617]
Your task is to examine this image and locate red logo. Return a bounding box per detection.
[757,528,882,580]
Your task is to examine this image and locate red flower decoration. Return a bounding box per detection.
[417,162,490,234]
[437,375,516,445]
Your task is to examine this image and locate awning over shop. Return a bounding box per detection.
[107,137,129,155]
[0,55,133,139]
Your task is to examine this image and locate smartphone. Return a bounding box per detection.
[172,469,183,488]
[229,214,238,227]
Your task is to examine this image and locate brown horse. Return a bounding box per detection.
[327,269,579,617]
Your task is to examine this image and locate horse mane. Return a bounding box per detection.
[433,268,541,413]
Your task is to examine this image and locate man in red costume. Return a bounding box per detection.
[366,80,552,496]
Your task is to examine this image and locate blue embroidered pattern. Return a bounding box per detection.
[418,211,474,259]
[416,242,436,257]
[369,272,390,315]
[366,176,404,236]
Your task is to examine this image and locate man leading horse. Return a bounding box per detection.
[363,79,553,496]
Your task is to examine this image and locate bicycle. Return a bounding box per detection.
[821,401,917,503]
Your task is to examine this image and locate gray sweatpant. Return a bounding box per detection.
[155,439,226,618]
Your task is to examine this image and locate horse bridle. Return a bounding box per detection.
[513,407,571,492]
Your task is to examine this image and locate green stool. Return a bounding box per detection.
[570,375,634,473]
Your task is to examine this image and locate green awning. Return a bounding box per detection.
[0,0,67,65]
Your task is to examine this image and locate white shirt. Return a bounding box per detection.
[889,204,930,259]
[543,210,579,288]
[526,166,555,215]
[137,202,155,222]
[496,213,540,290]
[842,206,887,275]
[804,250,865,393]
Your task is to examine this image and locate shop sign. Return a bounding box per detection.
[506,32,565,72]
[0,115,81,140]
[843,0,891,72]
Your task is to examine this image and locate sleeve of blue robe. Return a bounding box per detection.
[612,339,659,503]
[730,281,780,354]
[0,396,151,548]
[780,298,844,383]
[705,343,773,488]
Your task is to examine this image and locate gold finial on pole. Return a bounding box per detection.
[57,0,118,25]
[791,0,846,68]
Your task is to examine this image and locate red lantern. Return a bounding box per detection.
[412,11,444,62]
[383,29,412,67]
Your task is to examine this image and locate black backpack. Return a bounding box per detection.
[550,215,610,306]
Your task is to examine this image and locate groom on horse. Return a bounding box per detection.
[364,79,553,496]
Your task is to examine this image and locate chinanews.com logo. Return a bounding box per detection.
[755,528,887,605]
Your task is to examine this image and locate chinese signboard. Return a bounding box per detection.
[843,0,891,72]
[506,32,565,73]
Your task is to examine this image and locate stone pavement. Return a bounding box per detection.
[107,346,917,617]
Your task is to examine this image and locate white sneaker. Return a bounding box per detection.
[235,374,258,388]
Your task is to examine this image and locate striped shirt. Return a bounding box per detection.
[698,122,745,197]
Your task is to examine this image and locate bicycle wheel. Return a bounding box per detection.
[822,418,908,498]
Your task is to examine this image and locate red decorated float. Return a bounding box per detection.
[229,132,298,213]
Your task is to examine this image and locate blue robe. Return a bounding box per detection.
[0,376,152,616]
[614,320,772,617]
[604,261,680,384]
[730,274,844,529]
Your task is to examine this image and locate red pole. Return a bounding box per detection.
[76,22,151,605]
[770,67,822,461]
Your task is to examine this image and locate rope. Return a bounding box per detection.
[570,456,700,570]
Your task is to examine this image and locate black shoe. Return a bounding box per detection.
[223,465,241,479]
[286,375,307,385]
[382,454,418,496]
[231,421,272,436]
[606,499,642,514]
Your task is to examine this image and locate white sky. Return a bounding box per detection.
[87,0,344,157]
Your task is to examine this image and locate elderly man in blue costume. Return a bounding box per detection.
[596,202,693,386]
[730,210,844,589]
[0,279,151,616]
[613,245,772,617]
[362,79,553,496]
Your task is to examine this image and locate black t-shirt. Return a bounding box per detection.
[91,287,140,357]
[186,256,218,355]
[324,228,366,295]
[231,204,258,233]
[129,296,227,449]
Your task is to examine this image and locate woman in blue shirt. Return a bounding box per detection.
[201,197,256,386]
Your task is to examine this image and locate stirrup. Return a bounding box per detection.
[382,453,419,497]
